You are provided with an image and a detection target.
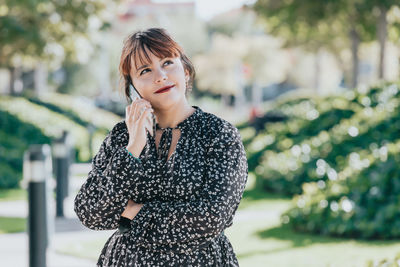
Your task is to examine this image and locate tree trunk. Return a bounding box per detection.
[251,80,262,108]
[34,63,48,97]
[377,5,387,80]
[234,85,246,112]
[314,48,322,93]
[350,27,360,89]
[8,67,15,95]
[8,66,22,95]
[221,94,231,107]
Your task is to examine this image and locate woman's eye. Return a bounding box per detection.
[140,68,150,75]
[163,60,173,66]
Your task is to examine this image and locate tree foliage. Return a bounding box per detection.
[253,0,400,87]
[0,0,113,69]
[253,0,397,50]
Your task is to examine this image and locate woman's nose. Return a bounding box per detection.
[154,68,167,83]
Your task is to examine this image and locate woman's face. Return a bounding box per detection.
[129,48,189,110]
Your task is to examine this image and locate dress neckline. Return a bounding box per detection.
[155,105,202,131]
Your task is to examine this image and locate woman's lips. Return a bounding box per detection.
[155,85,174,94]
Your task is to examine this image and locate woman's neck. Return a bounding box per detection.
[154,101,195,129]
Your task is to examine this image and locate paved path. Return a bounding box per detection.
[0,163,104,267]
[0,232,98,267]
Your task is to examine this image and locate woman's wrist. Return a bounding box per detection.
[126,144,141,159]
[121,202,143,220]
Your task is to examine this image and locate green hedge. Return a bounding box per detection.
[37,92,121,155]
[0,93,124,188]
[250,83,399,196]
[279,83,400,239]
[26,96,91,129]
[282,139,400,239]
[244,93,365,170]
[0,95,107,163]
[38,92,121,132]
[0,110,51,188]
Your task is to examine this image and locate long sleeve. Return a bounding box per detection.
[129,125,248,252]
[74,122,145,230]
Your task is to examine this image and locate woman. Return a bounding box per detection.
[74,28,248,266]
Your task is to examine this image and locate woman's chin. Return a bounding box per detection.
[151,93,184,109]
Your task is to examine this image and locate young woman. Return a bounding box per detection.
[74,28,248,266]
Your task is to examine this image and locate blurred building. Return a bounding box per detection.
[118,0,195,22]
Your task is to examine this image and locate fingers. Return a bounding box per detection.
[138,107,154,134]
[127,199,135,207]
[125,97,154,138]
[145,114,154,136]
[138,107,154,123]
[131,101,151,120]
[125,105,131,122]
[134,105,153,125]
[126,97,152,122]
[131,97,151,109]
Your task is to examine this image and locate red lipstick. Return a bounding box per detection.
[155,85,174,94]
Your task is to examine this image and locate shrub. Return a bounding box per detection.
[0,95,106,162]
[0,110,50,188]
[253,83,399,196]
[282,139,400,239]
[280,83,400,239]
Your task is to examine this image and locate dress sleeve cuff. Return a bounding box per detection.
[128,202,156,244]
[124,147,142,163]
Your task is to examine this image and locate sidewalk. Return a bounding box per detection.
[0,232,98,267]
[0,163,108,267]
[0,205,113,267]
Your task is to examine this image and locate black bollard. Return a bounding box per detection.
[24,144,52,267]
[52,131,71,218]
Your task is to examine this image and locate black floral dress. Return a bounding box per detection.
[74,106,248,266]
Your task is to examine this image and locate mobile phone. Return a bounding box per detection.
[130,84,156,137]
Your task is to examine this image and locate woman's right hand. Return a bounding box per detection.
[125,97,154,158]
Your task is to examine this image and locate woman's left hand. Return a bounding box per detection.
[121,200,143,220]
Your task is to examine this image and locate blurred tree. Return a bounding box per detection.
[241,34,289,106]
[194,33,244,98]
[194,33,289,109]
[196,8,289,109]
[368,0,400,80]
[253,0,400,88]
[0,0,114,95]
[207,6,263,37]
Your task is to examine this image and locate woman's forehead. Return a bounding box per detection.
[131,45,178,70]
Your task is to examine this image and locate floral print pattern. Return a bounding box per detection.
[74,106,248,266]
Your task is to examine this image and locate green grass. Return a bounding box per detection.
[0,188,26,202]
[238,188,291,211]
[0,189,27,234]
[228,191,400,267]
[0,217,26,233]
[55,190,400,266]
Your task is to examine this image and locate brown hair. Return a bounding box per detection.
[119,28,195,103]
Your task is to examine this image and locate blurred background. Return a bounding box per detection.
[1,0,400,266]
